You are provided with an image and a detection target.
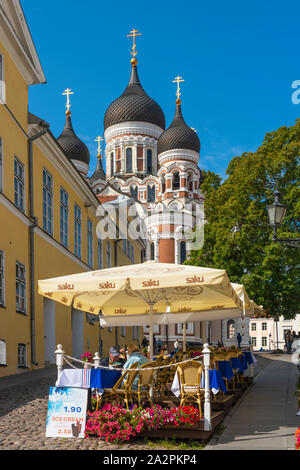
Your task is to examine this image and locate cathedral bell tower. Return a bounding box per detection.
[145,77,203,264]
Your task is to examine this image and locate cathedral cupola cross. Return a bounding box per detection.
[172,76,184,104]
[62,88,74,116]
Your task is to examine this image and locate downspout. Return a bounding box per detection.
[28,121,50,366]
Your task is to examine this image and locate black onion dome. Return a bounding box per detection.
[104,64,165,131]
[90,157,106,184]
[157,103,200,155]
[57,114,90,165]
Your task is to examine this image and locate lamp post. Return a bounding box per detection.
[267,190,300,248]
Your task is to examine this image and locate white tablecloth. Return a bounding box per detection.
[171,371,219,396]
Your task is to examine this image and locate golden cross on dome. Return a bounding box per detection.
[172,76,184,103]
[62,88,74,115]
[95,136,103,158]
[127,28,142,58]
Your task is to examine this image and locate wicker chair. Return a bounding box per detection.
[131,362,155,407]
[225,351,242,389]
[177,360,204,418]
[97,362,139,410]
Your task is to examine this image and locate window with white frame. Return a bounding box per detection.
[262,322,267,331]
[0,137,3,193]
[74,204,82,258]
[121,326,126,337]
[14,157,25,212]
[97,238,103,269]
[87,219,93,268]
[251,323,256,331]
[16,261,26,314]
[0,340,6,365]
[106,241,111,268]
[60,187,68,248]
[43,168,53,235]
[251,337,257,346]
[0,250,4,306]
[17,343,26,367]
[262,337,267,347]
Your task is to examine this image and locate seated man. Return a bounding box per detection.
[100,346,125,369]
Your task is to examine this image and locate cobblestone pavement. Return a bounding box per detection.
[0,354,272,451]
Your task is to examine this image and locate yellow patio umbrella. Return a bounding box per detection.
[38,261,244,360]
[231,283,264,317]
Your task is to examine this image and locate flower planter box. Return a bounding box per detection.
[138,410,225,443]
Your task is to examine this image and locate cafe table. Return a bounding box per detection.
[56,368,122,394]
[171,368,227,397]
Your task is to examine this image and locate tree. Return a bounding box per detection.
[187,119,300,319]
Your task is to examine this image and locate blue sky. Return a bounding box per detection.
[22,0,300,180]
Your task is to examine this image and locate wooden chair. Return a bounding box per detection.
[177,360,204,418]
[97,362,139,410]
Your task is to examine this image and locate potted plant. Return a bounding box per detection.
[81,352,93,369]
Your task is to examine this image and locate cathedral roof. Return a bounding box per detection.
[104,62,165,131]
[57,114,90,165]
[157,102,200,155]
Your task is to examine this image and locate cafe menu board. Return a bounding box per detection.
[46,387,88,439]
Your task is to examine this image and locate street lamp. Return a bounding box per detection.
[267,190,300,248]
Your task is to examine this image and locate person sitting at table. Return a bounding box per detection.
[100,346,125,369]
[122,343,149,389]
[119,346,127,360]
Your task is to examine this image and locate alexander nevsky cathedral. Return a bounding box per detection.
[55,30,248,347]
[57,29,204,266]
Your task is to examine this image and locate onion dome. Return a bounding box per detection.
[157,101,200,155]
[104,61,165,131]
[57,113,90,165]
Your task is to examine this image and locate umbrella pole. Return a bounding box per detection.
[183,323,187,354]
[149,303,154,361]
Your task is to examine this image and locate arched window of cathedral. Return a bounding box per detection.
[126,148,133,173]
[188,172,193,191]
[227,320,235,339]
[161,175,166,193]
[147,149,152,173]
[173,172,180,191]
[180,241,187,264]
[130,186,138,199]
[110,152,114,176]
[147,185,156,202]
[150,242,155,261]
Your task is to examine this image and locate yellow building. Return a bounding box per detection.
[0,1,145,377]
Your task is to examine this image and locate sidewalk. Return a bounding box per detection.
[206,354,299,450]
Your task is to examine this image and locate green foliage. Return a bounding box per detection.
[188,119,300,319]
